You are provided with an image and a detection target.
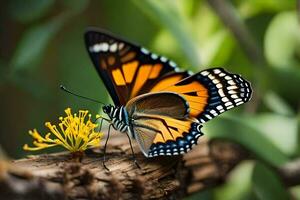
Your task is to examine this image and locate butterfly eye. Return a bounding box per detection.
[102,106,111,113]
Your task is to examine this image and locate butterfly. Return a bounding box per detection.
[84,28,252,160]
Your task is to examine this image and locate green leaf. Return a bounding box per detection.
[152,30,186,66]
[263,91,294,116]
[246,113,298,156]
[131,0,201,68]
[252,162,290,200]
[8,0,54,23]
[297,114,300,155]
[264,11,300,69]
[215,161,254,200]
[11,14,68,72]
[11,73,52,99]
[290,185,300,199]
[239,0,296,18]
[267,67,300,105]
[205,115,289,166]
[61,0,89,14]
[201,30,234,66]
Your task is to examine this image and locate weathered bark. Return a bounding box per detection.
[0,132,298,200]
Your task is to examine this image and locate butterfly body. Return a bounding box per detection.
[103,105,131,134]
[85,28,252,158]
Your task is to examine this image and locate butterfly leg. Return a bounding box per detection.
[103,123,112,171]
[125,132,141,169]
[94,116,110,131]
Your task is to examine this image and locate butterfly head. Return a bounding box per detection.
[102,105,114,116]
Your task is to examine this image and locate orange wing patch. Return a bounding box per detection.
[149,64,162,79]
[129,63,165,98]
[130,64,152,98]
[151,78,209,118]
[122,61,138,83]
[150,74,186,92]
[120,51,136,62]
[152,116,194,144]
[112,69,126,86]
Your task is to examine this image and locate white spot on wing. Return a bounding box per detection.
[208,74,215,80]
[102,43,109,51]
[222,97,229,102]
[201,71,209,76]
[210,110,218,116]
[141,47,149,54]
[205,114,212,120]
[109,43,118,52]
[225,76,232,80]
[236,101,244,106]
[90,44,100,52]
[227,105,234,109]
[118,43,124,50]
[213,79,220,84]
[228,80,235,85]
[213,69,221,74]
[216,83,223,88]
[228,86,238,90]
[225,102,233,107]
[169,61,177,67]
[218,89,225,97]
[151,53,158,59]
[160,56,167,62]
[216,105,223,110]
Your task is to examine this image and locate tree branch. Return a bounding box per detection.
[1,131,299,200]
[278,158,300,187]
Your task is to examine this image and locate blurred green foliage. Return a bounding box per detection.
[0,0,299,199]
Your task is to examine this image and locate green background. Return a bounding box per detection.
[0,0,299,199]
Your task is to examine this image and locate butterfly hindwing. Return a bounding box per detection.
[195,68,252,123]
[126,92,203,157]
[85,28,183,105]
[151,68,252,123]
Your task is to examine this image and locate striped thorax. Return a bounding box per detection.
[102,105,132,136]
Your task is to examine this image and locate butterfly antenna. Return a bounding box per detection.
[60,84,106,105]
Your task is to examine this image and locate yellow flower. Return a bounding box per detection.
[23,108,103,152]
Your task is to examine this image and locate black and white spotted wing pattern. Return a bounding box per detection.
[147,122,204,157]
[195,68,252,123]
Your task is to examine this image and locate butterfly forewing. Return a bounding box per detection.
[85,29,184,105]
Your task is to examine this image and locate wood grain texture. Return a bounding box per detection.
[0,131,251,200]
